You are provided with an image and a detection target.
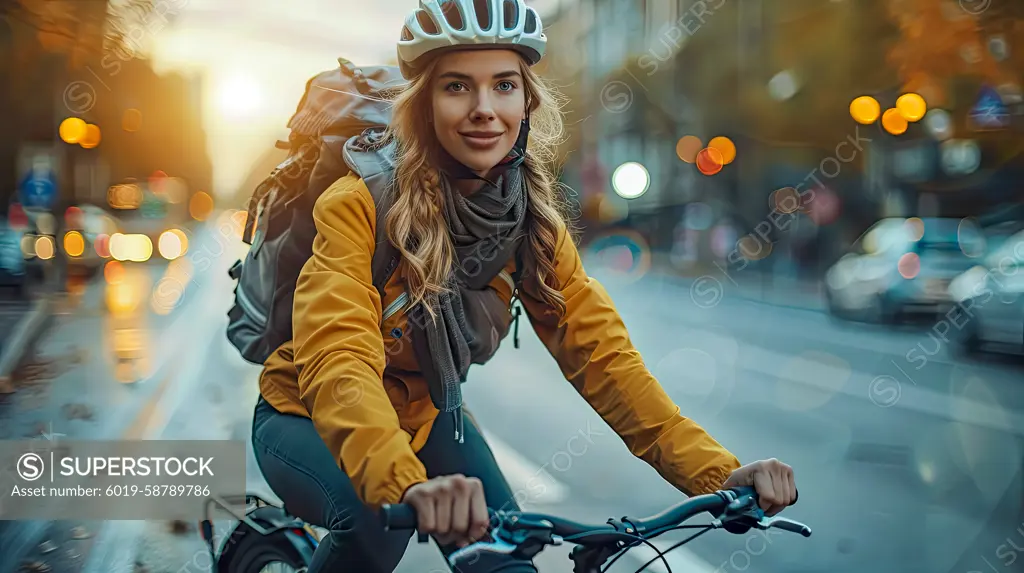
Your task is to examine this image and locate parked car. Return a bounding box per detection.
[825,217,984,323]
[1,202,49,298]
[950,230,1024,355]
[63,203,118,276]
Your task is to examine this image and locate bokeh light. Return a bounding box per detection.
[190,191,215,221]
[675,136,703,163]
[898,252,920,279]
[584,230,651,284]
[896,93,927,122]
[35,236,55,260]
[123,108,142,132]
[95,234,111,258]
[905,217,925,241]
[80,124,102,149]
[611,162,650,199]
[882,108,908,135]
[59,117,87,143]
[849,96,881,124]
[104,260,126,284]
[63,231,85,257]
[771,187,802,214]
[696,147,724,175]
[158,229,189,260]
[708,136,736,165]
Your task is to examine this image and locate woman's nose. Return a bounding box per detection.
[470,94,496,121]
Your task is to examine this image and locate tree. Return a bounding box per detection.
[0,0,155,66]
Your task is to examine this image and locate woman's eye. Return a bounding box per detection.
[446,82,468,92]
[496,81,516,92]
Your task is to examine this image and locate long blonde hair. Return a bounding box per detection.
[384,54,572,316]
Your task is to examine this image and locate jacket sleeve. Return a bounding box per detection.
[291,174,428,508]
[519,224,741,496]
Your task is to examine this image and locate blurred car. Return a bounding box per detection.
[825,217,984,323]
[107,181,192,264]
[1,202,50,297]
[62,204,118,275]
[949,230,1024,355]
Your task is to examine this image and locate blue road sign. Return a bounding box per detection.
[969,85,1011,130]
[18,169,57,209]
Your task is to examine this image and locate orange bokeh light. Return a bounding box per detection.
[675,136,703,163]
[696,147,724,175]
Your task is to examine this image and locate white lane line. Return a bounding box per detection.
[736,342,1024,436]
[479,428,569,507]
[626,539,720,573]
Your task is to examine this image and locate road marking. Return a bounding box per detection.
[479,428,569,506]
[737,342,1024,436]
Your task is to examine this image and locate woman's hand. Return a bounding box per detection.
[400,474,491,548]
[722,458,797,516]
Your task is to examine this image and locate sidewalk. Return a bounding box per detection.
[647,252,827,312]
[0,295,54,394]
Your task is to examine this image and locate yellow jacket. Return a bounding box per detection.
[259,174,741,508]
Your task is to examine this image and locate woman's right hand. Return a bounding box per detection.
[400,474,490,548]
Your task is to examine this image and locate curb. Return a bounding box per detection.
[0,296,54,393]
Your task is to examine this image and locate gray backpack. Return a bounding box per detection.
[226,58,408,365]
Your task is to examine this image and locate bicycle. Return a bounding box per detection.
[381,485,811,573]
[199,486,810,573]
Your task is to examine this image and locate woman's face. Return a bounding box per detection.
[431,49,527,175]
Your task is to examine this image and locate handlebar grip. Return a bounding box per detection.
[728,486,799,506]
[380,503,418,531]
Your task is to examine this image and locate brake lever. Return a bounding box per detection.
[753,515,813,537]
[447,537,518,566]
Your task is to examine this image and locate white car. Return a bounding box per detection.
[825,217,983,323]
[950,230,1024,355]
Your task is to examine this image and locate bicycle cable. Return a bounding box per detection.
[599,522,713,572]
[629,525,714,573]
[560,529,671,573]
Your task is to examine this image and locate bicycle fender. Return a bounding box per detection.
[215,506,315,570]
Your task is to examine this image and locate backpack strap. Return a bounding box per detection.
[343,131,401,301]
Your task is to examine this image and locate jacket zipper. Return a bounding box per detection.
[498,270,523,350]
[235,283,268,326]
[382,291,410,322]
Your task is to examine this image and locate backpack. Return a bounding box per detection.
[225,57,408,365]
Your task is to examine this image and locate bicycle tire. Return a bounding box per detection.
[218,528,309,573]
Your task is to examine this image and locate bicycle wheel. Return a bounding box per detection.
[218,528,309,573]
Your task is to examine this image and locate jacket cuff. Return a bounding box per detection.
[688,467,735,496]
[375,469,428,508]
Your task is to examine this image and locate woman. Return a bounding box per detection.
[252,1,797,571]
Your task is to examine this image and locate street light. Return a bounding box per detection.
[896,93,927,122]
[611,162,650,199]
[850,96,881,124]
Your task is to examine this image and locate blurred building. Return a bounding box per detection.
[546,0,1024,272]
[0,0,212,217]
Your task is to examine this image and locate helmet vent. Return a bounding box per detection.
[473,0,493,31]
[416,9,440,35]
[439,0,466,31]
[523,8,537,34]
[502,0,519,30]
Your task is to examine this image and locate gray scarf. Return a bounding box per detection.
[408,166,528,442]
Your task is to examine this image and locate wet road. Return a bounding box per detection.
[2,218,1022,573]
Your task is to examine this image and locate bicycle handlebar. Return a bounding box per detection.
[381,485,811,568]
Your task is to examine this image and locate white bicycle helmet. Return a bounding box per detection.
[397,0,547,78]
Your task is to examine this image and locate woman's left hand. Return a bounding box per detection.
[721,458,796,516]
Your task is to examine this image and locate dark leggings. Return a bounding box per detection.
[251,396,537,573]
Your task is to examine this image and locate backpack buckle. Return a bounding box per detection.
[228,259,243,280]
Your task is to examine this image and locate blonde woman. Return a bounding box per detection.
[251,1,797,571]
